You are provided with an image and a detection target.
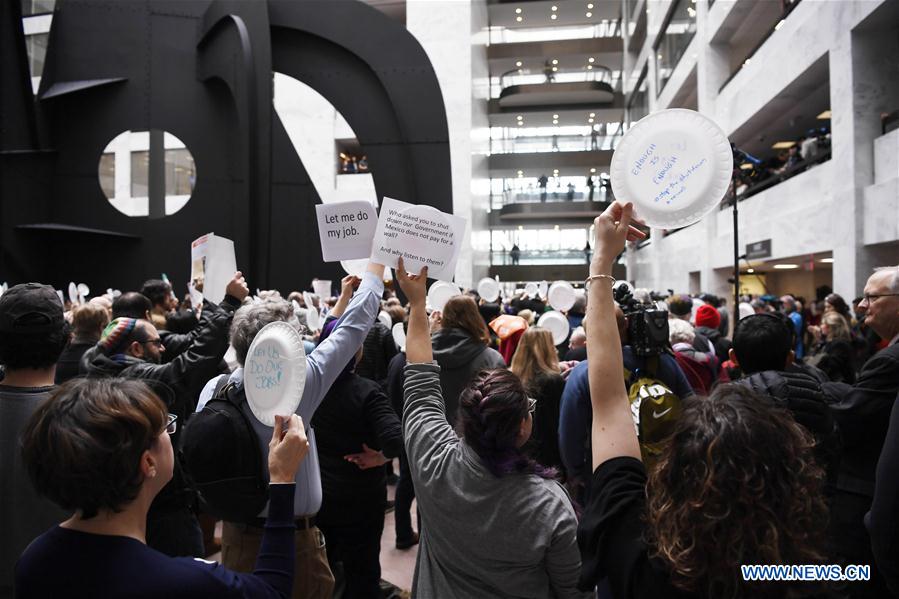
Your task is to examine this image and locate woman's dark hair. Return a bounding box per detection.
[824,293,851,321]
[441,296,491,345]
[645,384,829,599]
[456,369,555,479]
[20,377,167,519]
[139,279,173,309]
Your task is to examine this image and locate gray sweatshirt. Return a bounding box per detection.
[403,363,590,599]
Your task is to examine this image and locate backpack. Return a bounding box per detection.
[625,355,683,463]
[180,375,269,522]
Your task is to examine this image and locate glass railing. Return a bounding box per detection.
[491,186,613,209]
[490,133,621,154]
[493,68,621,100]
[491,249,594,266]
[487,21,621,45]
[655,0,697,95]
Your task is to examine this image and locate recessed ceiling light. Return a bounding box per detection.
[551,5,558,11]
[552,59,558,65]
[517,115,523,120]
[552,66,558,72]
[585,12,592,17]
[743,58,751,67]
[588,118,594,123]
[817,110,831,119]
[515,60,522,67]
[517,170,523,175]
[775,19,785,31]
[550,14,557,19]
[589,112,595,117]
[553,120,559,125]
[516,16,522,22]
[517,121,523,126]
[820,257,834,263]
[553,114,559,118]
[771,141,796,149]
[590,168,596,173]
[774,264,799,270]
[587,3,594,8]
[518,225,524,230]
[588,57,595,63]
[587,65,593,70]
[747,268,755,273]
[515,7,521,14]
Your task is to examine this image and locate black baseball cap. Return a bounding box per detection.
[0,283,65,334]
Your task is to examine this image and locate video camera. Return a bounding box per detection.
[613,282,669,357]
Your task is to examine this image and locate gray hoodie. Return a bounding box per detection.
[431,327,506,425]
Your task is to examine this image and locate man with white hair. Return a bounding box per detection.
[826,265,899,593]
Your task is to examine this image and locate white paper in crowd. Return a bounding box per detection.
[524,282,539,298]
[427,281,461,312]
[312,280,332,300]
[610,108,732,229]
[392,322,406,351]
[537,311,570,346]
[739,302,755,320]
[291,299,302,314]
[67,282,79,305]
[538,281,548,299]
[315,200,378,262]
[243,321,306,427]
[55,290,64,305]
[190,233,237,304]
[548,281,576,312]
[378,311,392,329]
[187,282,203,309]
[305,305,321,332]
[302,291,315,311]
[371,197,467,283]
[477,277,500,302]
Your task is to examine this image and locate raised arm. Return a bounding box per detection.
[587,202,644,469]
[328,275,361,320]
[398,259,431,364]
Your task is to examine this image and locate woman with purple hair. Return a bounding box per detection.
[396,258,589,599]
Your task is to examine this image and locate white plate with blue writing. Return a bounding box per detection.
[610,109,732,229]
[244,321,307,427]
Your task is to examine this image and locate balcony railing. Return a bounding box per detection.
[491,186,612,209]
[491,249,594,266]
[490,133,621,154]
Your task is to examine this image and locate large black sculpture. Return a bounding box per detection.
[0,0,452,293]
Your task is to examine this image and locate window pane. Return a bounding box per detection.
[655,0,697,95]
[25,33,48,79]
[131,151,149,198]
[164,149,196,196]
[98,153,115,199]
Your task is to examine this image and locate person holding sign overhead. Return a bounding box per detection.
[196,263,387,599]
[397,258,590,598]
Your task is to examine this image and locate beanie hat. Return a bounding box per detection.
[99,317,138,355]
[695,304,721,329]
[667,294,693,318]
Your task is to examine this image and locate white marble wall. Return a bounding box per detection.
[407,0,490,289]
[627,0,899,301]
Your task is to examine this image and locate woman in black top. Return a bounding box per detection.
[577,202,830,599]
[807,311,856,383]
[15,377,309,599]
[313,318,403,599]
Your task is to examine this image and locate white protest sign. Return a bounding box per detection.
[610,109,732,229]
[371,197,466,283]
[187,282,203,309]
[315,200,378,261]
[312,280,332,300]
[190,233,237,304]
[244,321,306,427]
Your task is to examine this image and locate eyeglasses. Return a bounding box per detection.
[165,413,178,434]
[140,337,165,348]
[527,397,537,415]
[860,293,899,305]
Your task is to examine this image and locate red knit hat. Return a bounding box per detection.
[694,304,721,329]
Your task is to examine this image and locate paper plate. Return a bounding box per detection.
[244,321,307,427]
[610,109,732,229]
[477,277,500,303]
[538,281,548,299]
[378,310,392,329]
[548,281,576,312]
[77,283,90,298]
[739,302,755,320]
[524,282,539,298]
[392,322,406,351]
[341,258,367,278]
[67,282,79,305]
[427,281,461,312]
[305,305,321,332]
[537,310,570,346]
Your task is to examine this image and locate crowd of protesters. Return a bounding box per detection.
[1,201,898,599]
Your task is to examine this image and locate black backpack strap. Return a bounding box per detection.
[211,373,230,400]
